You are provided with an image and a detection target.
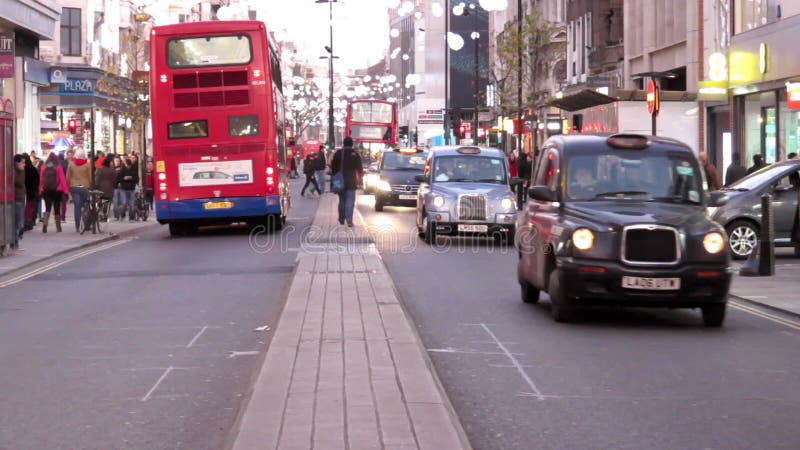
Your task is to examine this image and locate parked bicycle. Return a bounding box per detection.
[80,190,110,235]
[132,185,150,221]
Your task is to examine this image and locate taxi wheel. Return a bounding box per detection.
[701,304,726,327]
[375,199,384,212]
[520,279,540,304]
[495,227,515,247]
[548,270,574,323]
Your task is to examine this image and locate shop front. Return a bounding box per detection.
[39,66,138,158]
[729,14,800,169]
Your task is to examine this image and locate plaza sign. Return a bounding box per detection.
[59,78,96,94]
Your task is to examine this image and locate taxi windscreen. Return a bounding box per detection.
[566,152,703,203]
[432,155,507,183]
[382,152,426,170]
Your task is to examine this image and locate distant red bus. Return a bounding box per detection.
[344,100,397,145]
[149,21,290,236]
[301,139,321,158]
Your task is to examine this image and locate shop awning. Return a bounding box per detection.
[548,89,618,112]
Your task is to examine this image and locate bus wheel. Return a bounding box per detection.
[266,214,283,232]
[168,223,184,237]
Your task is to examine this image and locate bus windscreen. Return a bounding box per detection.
[350,102,393,123]
[167,35,252,67]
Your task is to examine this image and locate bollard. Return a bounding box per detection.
[758,193,775,276]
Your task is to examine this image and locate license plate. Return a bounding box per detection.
[621,276,681,290]
[458,224,488,232]
[399,194,416,200]
[204,201,233,210]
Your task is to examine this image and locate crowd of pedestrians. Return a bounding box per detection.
[7,148,154,252]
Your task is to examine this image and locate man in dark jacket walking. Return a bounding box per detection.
[301,153,322,197]
[330,136,363,226]
[13,155,26,248]
[316,144,327,193]
[724,152,747,186]
[747,154,766,175]
[115,158,139,221]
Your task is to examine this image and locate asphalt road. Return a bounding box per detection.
[0,179,316,450]
[356,194,800,450]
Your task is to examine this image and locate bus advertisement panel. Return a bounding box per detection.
[149,21,289,236]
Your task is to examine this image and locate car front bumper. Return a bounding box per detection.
[427,212,517,236]
[556,257,732,306]
[376,191,418,206]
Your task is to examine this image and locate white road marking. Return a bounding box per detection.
[186,325,209,348]
[427,348,521,356]
[730,300,800,331]
[228,350,260,358]
[480,323,545,401]
[141,366,174,402]
[0,239,130,288]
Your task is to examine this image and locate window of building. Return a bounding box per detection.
[734,0,779,34]
[60,8,81,56]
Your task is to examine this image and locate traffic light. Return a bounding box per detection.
[67,118,78,133]
[398,126,409,141]
[46,106,57,121]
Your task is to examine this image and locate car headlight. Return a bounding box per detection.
[365,173,379,185]
[572,228,594,250]
[501,197,515,210]
[702,231,725,254]
[706,206,719,218]
[432,195,445,208]
[377,180,392,192]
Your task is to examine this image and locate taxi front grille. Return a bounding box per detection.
[622,226,680,265]
[458,195,487,221]
[391,184,418,193]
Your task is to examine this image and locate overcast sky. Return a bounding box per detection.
[255,0,391,71]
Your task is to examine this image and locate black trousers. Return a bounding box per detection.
[301,174,321,195]
[42,190,62,216]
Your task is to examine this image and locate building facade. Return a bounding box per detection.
[0,0,60,155]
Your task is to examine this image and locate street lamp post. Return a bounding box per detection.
[316,0,338,149]
[517,0,522,154]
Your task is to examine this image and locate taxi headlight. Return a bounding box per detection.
[706,206,719,218]
[377,180,392,192]
[365,173,379,185]
[433,195,446,208]
[703,231,725,254]
[572,228,594,251]
[501,198,514,210]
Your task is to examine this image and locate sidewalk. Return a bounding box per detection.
[730,248,800,317]
[232,193,470,450]
[0,217,157,277]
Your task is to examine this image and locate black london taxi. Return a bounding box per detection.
[373,147,427,211]
[517,134,732,326]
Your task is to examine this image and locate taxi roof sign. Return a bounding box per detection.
[607,134,650,149]
[456,146,481,154]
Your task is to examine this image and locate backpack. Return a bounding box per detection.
[43,163,58,191]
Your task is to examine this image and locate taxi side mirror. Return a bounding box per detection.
[707,191,728,207]
[415,174,429,183]
[510,177,523,186]
[528,185,557,202]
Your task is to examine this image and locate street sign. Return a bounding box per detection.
[418,109,444,124]
[646,79,660,115]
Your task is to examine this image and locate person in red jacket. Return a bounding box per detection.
[39,152,69,233]
[144,160,155,209]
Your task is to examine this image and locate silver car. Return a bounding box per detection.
[414,146,520,245]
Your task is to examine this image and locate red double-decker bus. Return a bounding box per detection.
[344,100,397,145]
[149,21,289,236]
